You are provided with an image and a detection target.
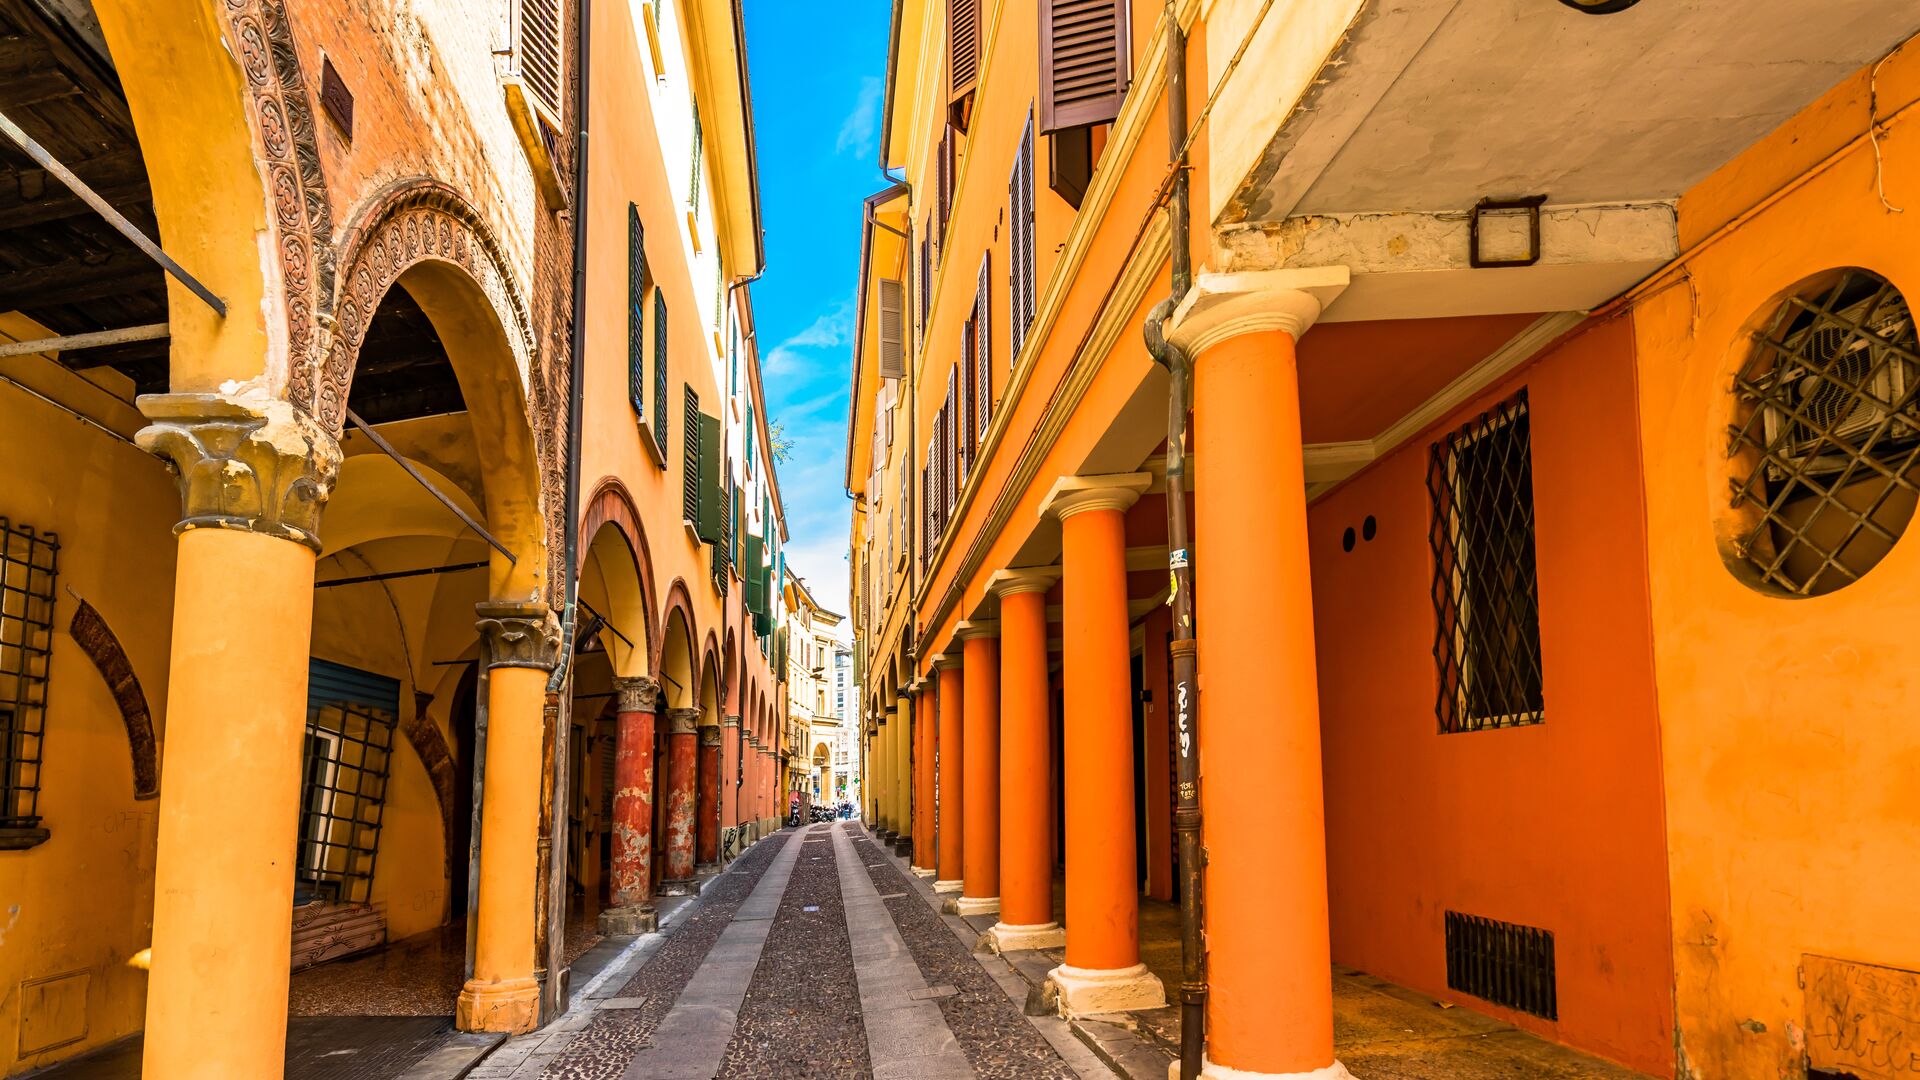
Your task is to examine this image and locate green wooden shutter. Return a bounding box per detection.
[744,533,766,615]
[682,386,701,522]
[697,411,723,543]
[653,290,669,455]
[689,104,704,206]
[714,475,732,594]
[628,205,646,419]
[745,402,756,478]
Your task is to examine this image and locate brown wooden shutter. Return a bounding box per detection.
[948,0,980,115]
[517,0,565,121]
[918,231,932,341]
[1039,0,1129,134]
[1010,115,1036,359]
[947,368,962,499]
[976,253,991,442]
[936,126,955,262]
[878,278,905,380]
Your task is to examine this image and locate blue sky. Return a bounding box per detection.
[742,0,890,633]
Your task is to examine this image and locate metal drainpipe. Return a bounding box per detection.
[1143,3,1204,1077]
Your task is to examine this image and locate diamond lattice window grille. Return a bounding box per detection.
[1428,389,1543,734]
[1726,269,1920,597]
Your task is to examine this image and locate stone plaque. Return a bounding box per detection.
[1805,954,1920,1077]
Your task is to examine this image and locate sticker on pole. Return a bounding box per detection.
[1169,548,1190,570]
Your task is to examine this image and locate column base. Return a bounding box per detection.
[951,895,999,917]
[892,837,913,859]
[910,866,938,878]
[1184,1055,1355,1080]
[695,862,719,876]
[658,878,697,897]
[876,827,896,843]
[596,903,658,936]
[455,976,540,1034]
[1045,962,1166,1017]
[983,921,1065,953]
[933,878,964,894]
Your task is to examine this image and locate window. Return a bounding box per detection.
[1009,114,1038,362]
[298,659,399,903]
[653,287,669,458]
[0,519,56,848]
[1428,389,1543,733]
[628,205,647,421]
[1724,268,1920,596]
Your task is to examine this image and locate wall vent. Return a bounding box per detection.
[1444,910,1557,1020]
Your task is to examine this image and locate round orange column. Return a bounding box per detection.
[987,571,1065,953]
[1043,476,1165,1016]
[957,623,1001,916]
[459,602,560,1034]
[911,681,938,875]
[600,676,660,935]
[1180,280,1348,1078]
[934,655,965,893]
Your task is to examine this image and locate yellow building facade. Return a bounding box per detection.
[849,1,1920,1078]
[0,0,790,1076]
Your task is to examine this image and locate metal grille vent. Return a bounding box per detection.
[0,519,57,844]
[1428,389,1543,733]
[1727,268,1920,596]
[1445,910,1557,1020]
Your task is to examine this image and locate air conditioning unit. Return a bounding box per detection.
[1760,292,1918,480]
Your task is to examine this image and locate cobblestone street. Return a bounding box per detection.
[464,824,1117,1080]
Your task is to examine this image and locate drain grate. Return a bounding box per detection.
[1444,910,1557,1020]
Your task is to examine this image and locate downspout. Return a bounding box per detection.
[1142,4,1202,1077]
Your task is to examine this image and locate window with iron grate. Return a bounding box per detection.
[297,659,400,904]
[1428,389,1543,734]
[0,519,56,849]
[1724,268,1920,597]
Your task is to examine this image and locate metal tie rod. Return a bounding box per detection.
[345,407,517,565]
[0,108,226,317]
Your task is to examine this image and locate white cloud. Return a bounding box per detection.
[835,77,884,156]
[764,297,854,372]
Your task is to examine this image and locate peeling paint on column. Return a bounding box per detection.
[663,707,702,886]
[608,676,660,910]
[697,726,722,865]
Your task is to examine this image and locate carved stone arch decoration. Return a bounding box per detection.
[311,179,537,433]
[226,0,338,384]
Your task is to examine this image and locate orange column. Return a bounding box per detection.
[934,655,965,893]
[957,622,1001,916]
[1177,276,1349,1079]
[1042,475,1165,1017]
[911,679,938,876]
[135,394,341,1079]
[987,570,1065,953]
[460,602,559,1034]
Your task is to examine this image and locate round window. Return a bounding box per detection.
[1723,268,1920,596]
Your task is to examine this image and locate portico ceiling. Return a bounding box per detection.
[1244,0,1920,221]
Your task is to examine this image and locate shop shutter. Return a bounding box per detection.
[878,278,905,381]
[683,386,701,523]
[697,410,723,543]
[1039,0,1130,134]
[948,0,980,112]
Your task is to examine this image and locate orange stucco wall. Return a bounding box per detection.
[1311,317,1675,1076]
[1631,47,1920,1080]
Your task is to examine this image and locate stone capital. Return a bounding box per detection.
[613,676,659,714]
[665,707,701,734]
[1040,473,1152,521]
[929,652,962,672]
[722,714,742,729]
[136,393,342,551]
[700,726,722,747]
[954,619,999,641]
[990,568,1059,597]
[476,602,561,670]
[1164,266,1349,357]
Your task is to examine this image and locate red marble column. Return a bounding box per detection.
[599,676,660,934]
[661,707,700,891]
[697,726,721,868]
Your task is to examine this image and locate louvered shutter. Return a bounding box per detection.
[1010,116,1036,360]
[653,290,669,454]
[936,130,952,264]
[921,461,931,563]
[899,464,910,563]
[948,0,980,113]
[715,474,733,593]
[629,205,646,418]
[516,0,564,122]
[683,386,701,522]
[917,232,931,342]
[976,253,991,441]
[697,411,723,543]
[745,402,756,478]
[689,105,704,206]
[878,277,904,380]
[945,370,960,508]
[1039,0,1130,134]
